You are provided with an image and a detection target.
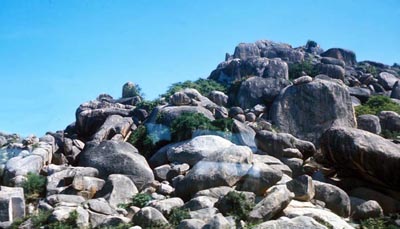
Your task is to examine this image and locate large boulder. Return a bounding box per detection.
[166,135,253,166]
[317,63,345,81]
[209,57,288,84]
[255,40,304,62]
[78,141,154,190]
[2,155,43,186]
[233,43,260,60]
[350,197,383,220]
[95,174,138,208]
[91,115,133,143]
[377,72,399,90]
[253,216,326,229]
[152,106,215,127]
[76,100,135,137]
[313,181,351,217]
[236,76,291,109]
[0,186,25,224]
[321,48,357,66]
[174,161,251,200]
[271,78,356,144]
[248,185,293,222]
[255,130,316,159]
[321,127,400,189]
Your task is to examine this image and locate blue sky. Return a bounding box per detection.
[0,0,399,137]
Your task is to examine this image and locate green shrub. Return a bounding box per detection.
[22,172,46,203]
[365,65,378,77]
[119,193,153,209]
[289,61,318,80]
[381,129,400,139]
[306,40,318,48]
[355,95,400,116]
[161,78,227,99]
[220,191,254,221]
[122,82,143,98]
[167,207,190,226]
[127,125,169,158]
[136,98,164,112]
[170,112,234,142]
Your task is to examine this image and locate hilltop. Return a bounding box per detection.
[1,39,400,228]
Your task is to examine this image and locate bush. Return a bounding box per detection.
[167,207,190,226]
[161,78,227,99]
[170,112,234,142]
[136,98,164,112]
[127,125,169,158]
[306,40,318,48]
[22,172,46,203]
[122,82,143,98]
[355,95,400,116]
[119,193,153,209]
[289,61,318,80]
[218,191,254,221]
[360,216,400,229]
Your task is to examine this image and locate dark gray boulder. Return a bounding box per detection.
[378,111,400,132]
[233,43,260,60]
[321,57,345,67]
[321,127,400,189]
[91,115,133,143]
[255,40,304,62]
[350,197,383,220]
[313,181,351,217]
[348,87,371,103]
[78,140,154,190]
[255,130,316,159]
[317,63,345,81]
[271,78,356,144]
[236,76,291,109]
[321,48,357,66]
[153,106,214,127]
[357,114,381,134]
[390,81,400,99]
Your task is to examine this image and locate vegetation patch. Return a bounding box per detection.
[22,172,46,203]
[217,191,254,222]
[161,78,227,99]
[355,95,400,116]
[167,207,191,227]
[289,60,318,80]
[118,193,153,209]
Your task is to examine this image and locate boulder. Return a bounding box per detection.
[253,216,327,229]
[170,92,192,106]
[321,127,400,189]
[321,48,357,66]
[72,176,105,195]
[154,106,215,127]
[75,100,135,137]
[283,200,353,229]
[313,181,351,217]
[87,198,117,215]
[166,135,252,166]
[233,43,260,60]
[349,187,400,214]
[148,197,184,215]
[208,91,228,107]
[236,76,291,109]
[232,120,257,150]
[202,213,231,229]
[377,72,399,90]
[122,82,140,98]
[271,78,356,144]
[91,115,133,143]
[95,174,138,208]
[0,186,25,223]
[46,194,85,206]
[189,207,219,222]
[390,81,400,99]
[317,63,345,81]
[350,197,383,220]
[293,75,312,85]
[357,114,381,134]
[248,185,293,222]
[378,111,400,132]
[209,57,288,84]
[237,162,283,196]
[255,40,304,62]
[255,130,316,159]
[321,57,345,67]
[193,186,234,199]
[132,207,169,228]
[286,175,315,201]
[177,219,206,229]
[174,161,251,200]
[78,140,154,190]
[348,87,371,103]
[184,196,218,211]
[2,155,43,185]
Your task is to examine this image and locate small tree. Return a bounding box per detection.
[22,172,46,203]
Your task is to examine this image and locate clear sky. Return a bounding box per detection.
[0,0,399,137]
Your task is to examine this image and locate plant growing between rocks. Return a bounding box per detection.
[167,207,190,227]
[118,193,153,209]
[22,172,46,203]
[355,95,400,116]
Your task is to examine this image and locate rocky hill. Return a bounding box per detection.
[1,39,400,228]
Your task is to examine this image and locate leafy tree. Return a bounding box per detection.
[22,172,46,203]
[288,61,318,80]
[161,78,227,99]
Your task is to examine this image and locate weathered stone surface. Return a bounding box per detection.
[349,187,400,214]
[0,186,25,223]
[286,175,315,201]
[194,186,234,199]
[170,92,192,106]
[175,161,251,200]
[208,91,228,107]
[348,87,371,103]
[232,120,257,150]
[46,194,85,206]
[154,106,215,127]
[248,185,293,222]
[236,76,291,109]
[317,63,345,81]
[313,181,351,217]
[148,197,184,215]
[91,115,133,143]
[3,155,43,185]
[390,81,400,99]
[321,127,400,189]
[189,207,219,222]
[75,100,135,137]
[321,48,357,66]
[357,114,381,134]
[72,176,105,193]
[377,72,399,90]
[255,40,304,62]
[293,75,312,85]
[321,57,345,67]
[237,162,283,196]
[253,216,327,229]
[202,213,231,229]
[255,131,316,159]
[184,196,218,211]
[350,197,383,220]
[271,78,356,144]
[378,111,400,132]
[95,174,138,208]
[87,198,117,215]
[166,135,252,166]
[79,140,154,190]
[132,207,169,228]
[233,42,260,60]
[177,219,206,229]
[283,200,353,229]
